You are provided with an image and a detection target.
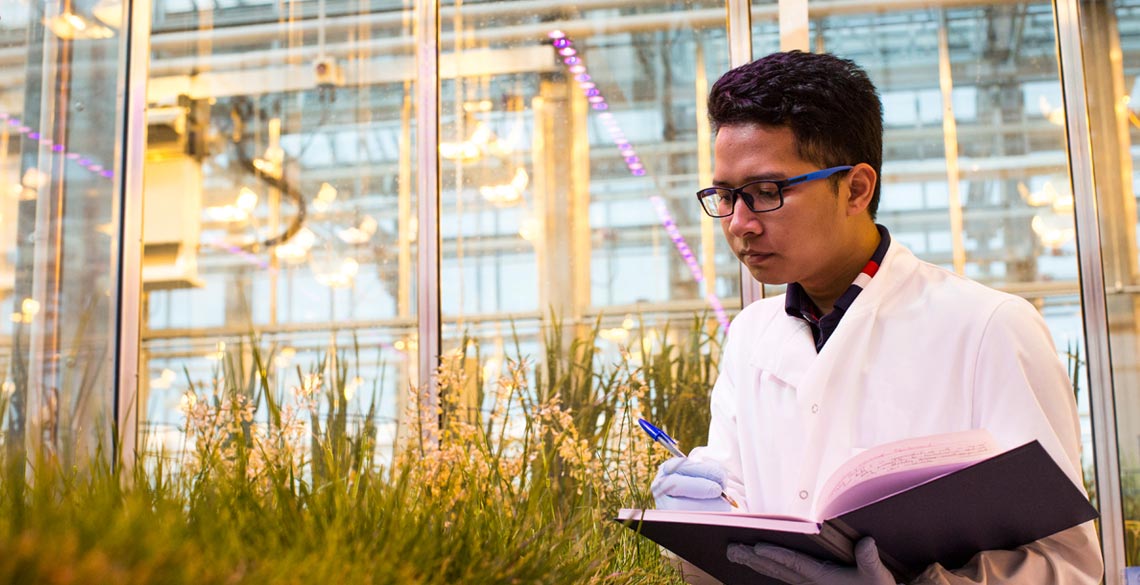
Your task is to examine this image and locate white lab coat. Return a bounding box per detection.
[691,239,1103,584]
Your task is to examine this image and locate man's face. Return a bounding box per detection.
[713,124,853,288]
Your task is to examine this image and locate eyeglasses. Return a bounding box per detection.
[696,165,854,218]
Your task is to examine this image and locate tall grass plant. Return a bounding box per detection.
[0,315,722,584]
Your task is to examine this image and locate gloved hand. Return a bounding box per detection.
[727,537,897,585]
[650,457,732,512]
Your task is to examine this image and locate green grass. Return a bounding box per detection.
[0,316,720,584]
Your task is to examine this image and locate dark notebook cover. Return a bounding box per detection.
[617,441,1098,585]
[615,510,850,585]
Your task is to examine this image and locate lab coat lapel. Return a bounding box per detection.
[745,308,815,389]
[788,242,919,518]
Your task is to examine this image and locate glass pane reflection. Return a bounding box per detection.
[438,2,737,403]
[140,2,419,464]
[0,2,124,464]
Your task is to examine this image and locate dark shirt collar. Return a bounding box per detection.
[784,224,892,351]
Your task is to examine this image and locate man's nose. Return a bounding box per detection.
[726,195,761,235]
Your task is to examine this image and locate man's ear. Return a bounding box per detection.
[845,163,877,216]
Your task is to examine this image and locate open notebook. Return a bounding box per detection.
[618,430,1098,585]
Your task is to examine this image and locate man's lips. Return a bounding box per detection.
[739,250,773,264]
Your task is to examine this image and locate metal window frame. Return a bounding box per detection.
[726,0,763,307]
[415,0,442,425]
[1054,0,1126,579]
[113,0,151,470]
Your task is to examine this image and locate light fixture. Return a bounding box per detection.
[1031,212,1075,250]
[150,368,177,390]
[463,100,493,113]
[1018,176,1074,213]
[252,151,283,178]
[44,11,114,40]
[481,356,503,381]
[236,187,258,211]
[204,187,262,223]
[439,141,481,162]
[479,167,529,206]
[10,297,39,323]
[274,227,316,262]
[440,122,496,162]
[92,0,123,29]
[203,206,245,222]
[205,341,226,362]
[599,327,630,343]
[1037,96,1065,126]
[1020,176,1076,249]
[344,376,363,400]
[1017,181,1053,207]
[21,168,47,189]
[274,347,297,368]
[252,118,285,179]
[313,182,338,212]
[336,215,379,244]
[312,256,359,288]
[639,328,661,354]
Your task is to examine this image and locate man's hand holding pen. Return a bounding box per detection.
[638,418,739,510]
[651,457,736,512]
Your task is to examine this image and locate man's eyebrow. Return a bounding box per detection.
[711,173,787,187]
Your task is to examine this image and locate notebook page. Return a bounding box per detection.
[814,429,1000,520]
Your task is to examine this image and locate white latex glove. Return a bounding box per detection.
[727,537,898,585]
[650,457,732,512]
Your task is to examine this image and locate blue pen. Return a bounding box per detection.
[638,418,739,508]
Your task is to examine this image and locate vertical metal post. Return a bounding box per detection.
[570,66,591,326]
[695,44,717,303]
[725,0,752,67]
[1054,0,1126,579]
[778,0,809,51]
[725,0,763,307]
[112,0,151,471]
[398,82,412,319]
[936,15,967,276]
[415,0,441,423]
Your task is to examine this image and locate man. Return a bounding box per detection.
[651,51,1103,584]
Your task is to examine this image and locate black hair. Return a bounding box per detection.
[707,51,884,218]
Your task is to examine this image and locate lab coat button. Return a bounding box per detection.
[799,490,809,500]
[810,404,819,414]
